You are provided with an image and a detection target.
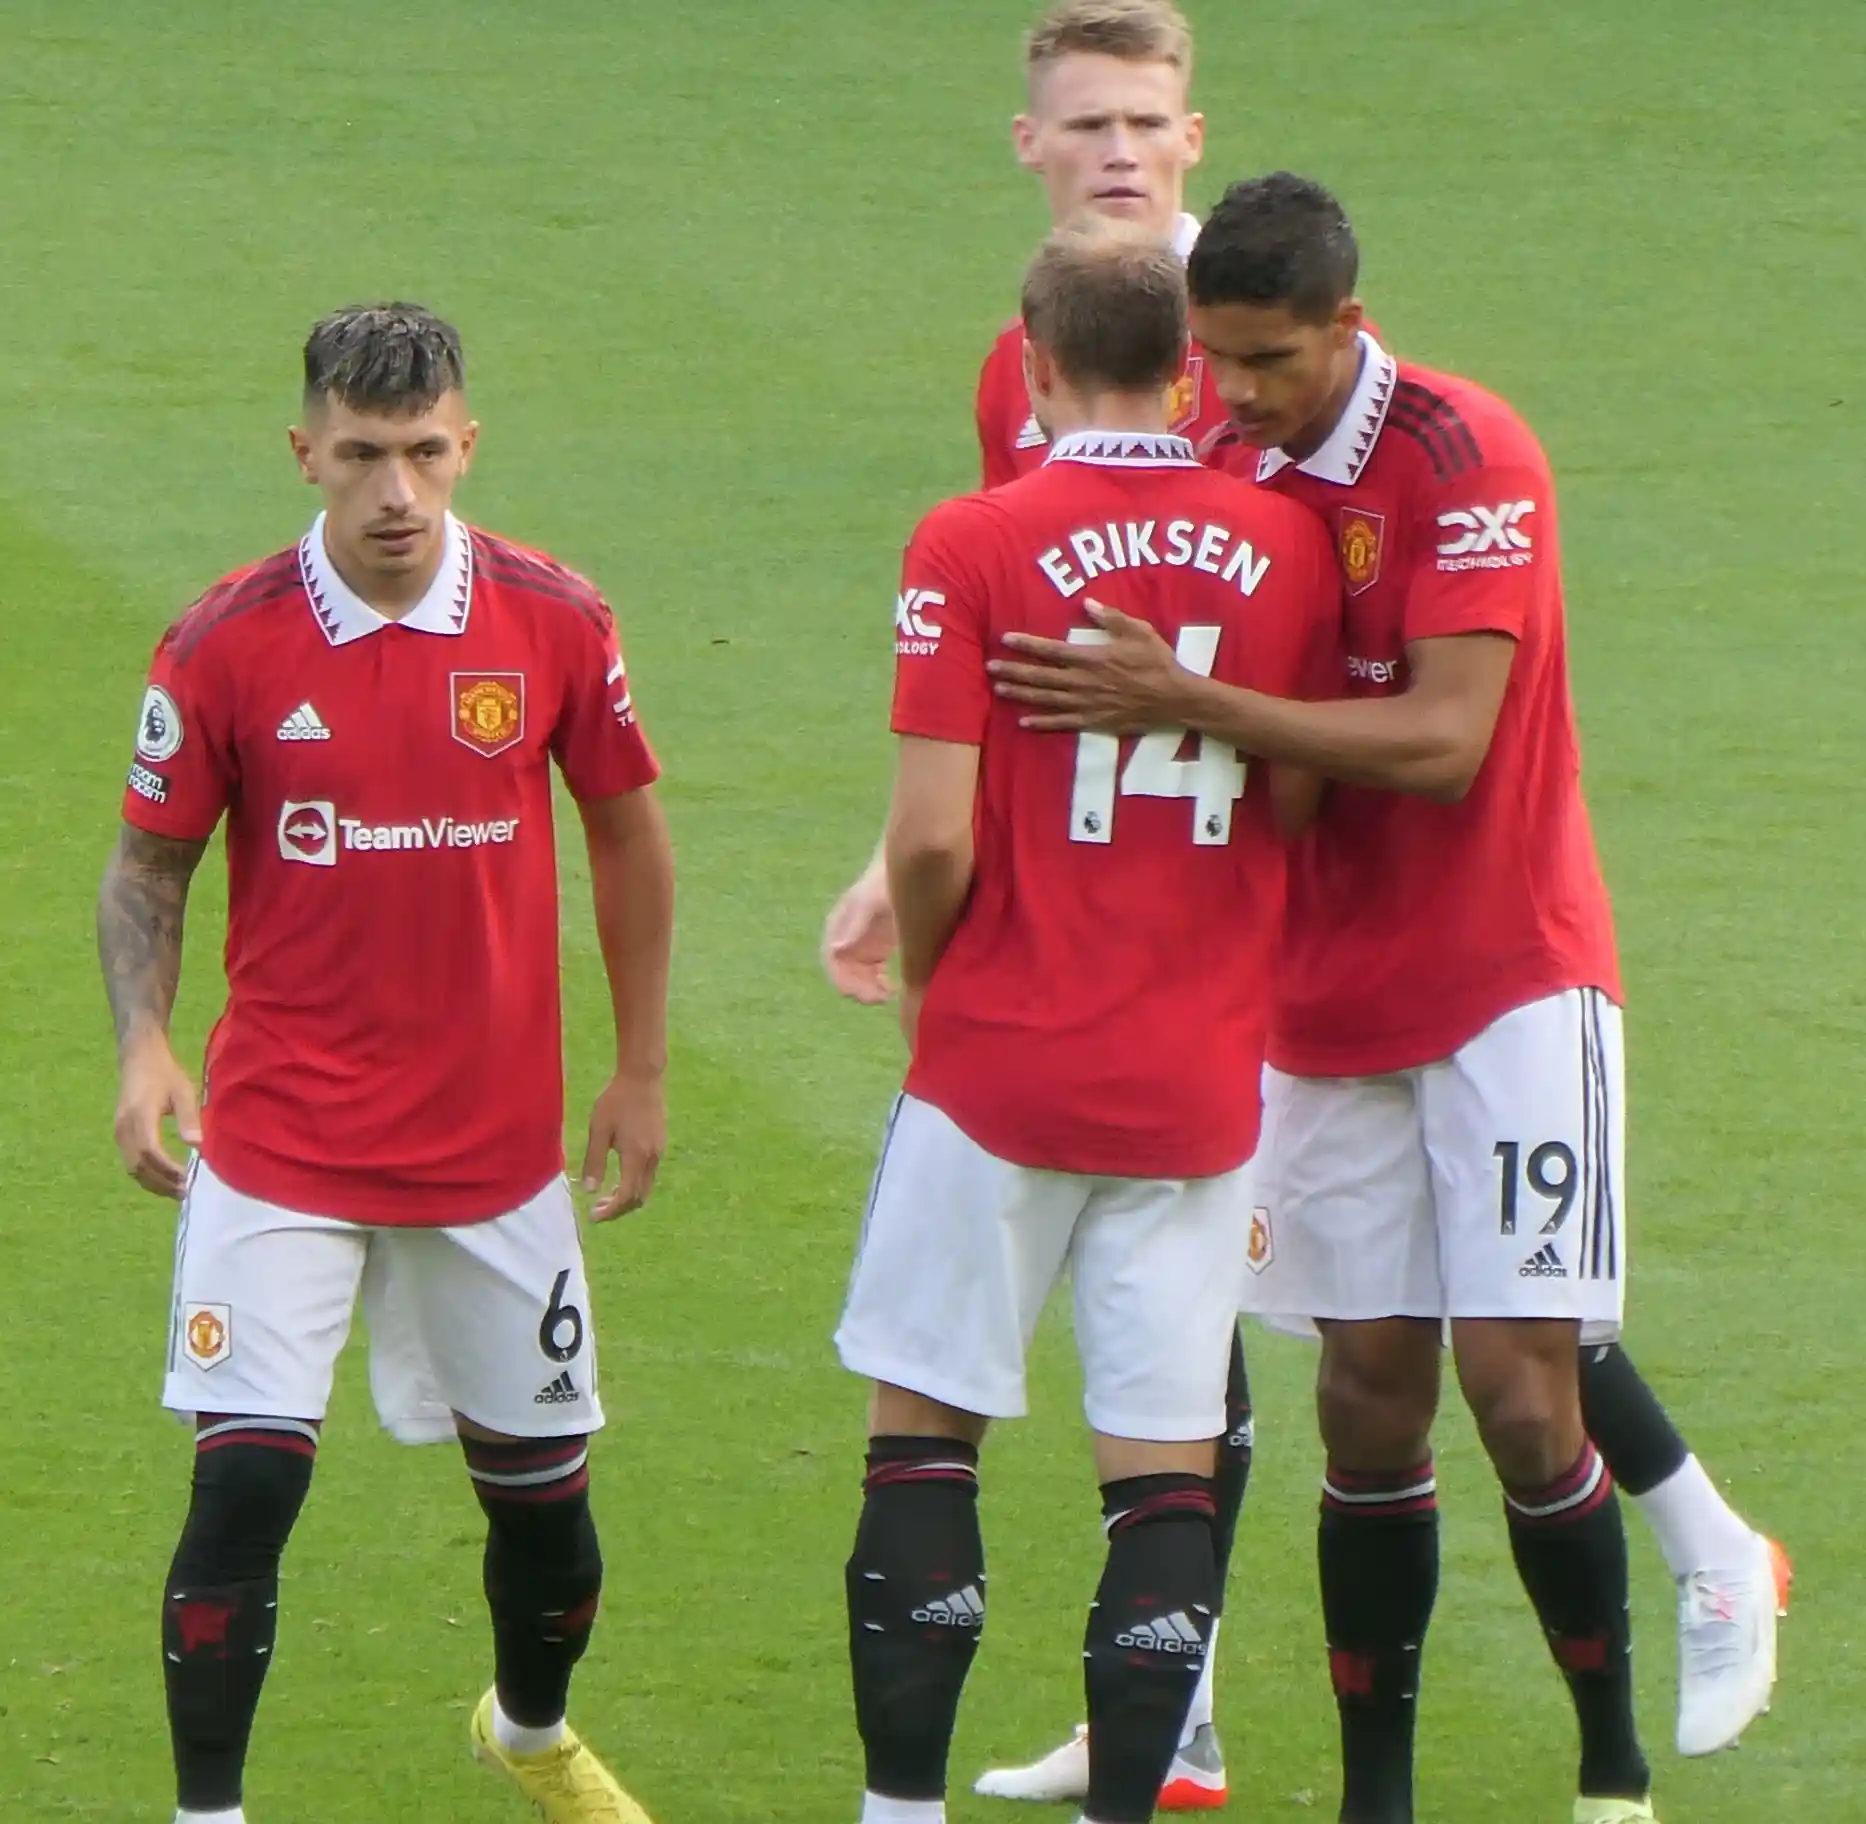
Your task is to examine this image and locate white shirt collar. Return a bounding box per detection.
[1170,211,1200,262]
[299,511,474,646]
[1255,332,1397,486]
[1045,429,1202,469]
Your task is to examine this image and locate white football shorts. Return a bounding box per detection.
[163,1156,603,1443]
[1243,987,1625,1341]
[835,1093,1252,1441]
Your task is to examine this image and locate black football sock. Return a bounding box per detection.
[164,1420,318,1812]
[846,1437,985,1803]
[1083,1474,1218,1824]
[1211,1327,1253,1607]
[1319,1460,1440,1824]
[1504,1442,1650,1801]
[464,1434,603,1729]
[1577,1344,1688,1497]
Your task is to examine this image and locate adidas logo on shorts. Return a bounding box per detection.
[1518,1243,1568,1279]
[1115,1610,1206,1655]
[533,1370,580,1405]
[911,1584,985,1628]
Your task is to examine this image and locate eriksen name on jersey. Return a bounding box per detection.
[1037,519,1273,602]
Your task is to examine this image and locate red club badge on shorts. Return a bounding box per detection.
[1247,1207,1275,1275]
[1167,356,1205,433]
[1337,509,1386,596]
[451,672,525,758]
[184,1302,232,1369]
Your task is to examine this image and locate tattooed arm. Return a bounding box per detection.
[98,823,209,1196]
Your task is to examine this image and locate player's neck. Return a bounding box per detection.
[323,532,447,616]
[1047,392,1174,441]
[1281,342,1367,465]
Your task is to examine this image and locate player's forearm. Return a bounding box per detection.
[1169,675,1479,802]
[585,795,675,1078]
[886,838,974,991]
[96,826,207,1059]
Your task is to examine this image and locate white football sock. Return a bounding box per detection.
[492,1691,567,1757]
[861,1795,945,1823]
[177,1810,246,1823]
[1179,1614,1220,1744]
[1633,1455,1757,1578]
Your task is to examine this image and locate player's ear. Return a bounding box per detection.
[1012,113,1043,174]
[1182,110,1205,169]
[457,420,480,475]
[287,426,317,484]
[1337,299,1366,346]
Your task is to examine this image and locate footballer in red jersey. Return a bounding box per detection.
[994,172,1794,1817]
[834,227,1341,1824]
[97,305,672,1822]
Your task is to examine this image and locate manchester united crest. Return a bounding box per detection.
[183,1302,232,1369]
[451,673,525,758]
[1338,509,1385,596]
[1247,1207,1275,1275]
[1166,356,1206,433]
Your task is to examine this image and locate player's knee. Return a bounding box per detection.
[1467,1380,1581,1488]
[466,1435,603,1623]
[1316,1343,1434,1466]
[175,1423,319,1579]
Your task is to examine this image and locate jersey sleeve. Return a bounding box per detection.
[976,337,1021,491]
[550,600,661,802]
[120,628,238,839]
[1403,453,1550,644]
[890,498,995,747]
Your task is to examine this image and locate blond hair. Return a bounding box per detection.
[1025,0,1194,91]
[1021,221,1189,393]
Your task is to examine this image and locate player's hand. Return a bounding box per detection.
[821,861,897,1005]
[989,598,1185,732]
[114,1034,202,1199]
[580,1069,666,1221]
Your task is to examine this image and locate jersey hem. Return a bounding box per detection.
[1267,970,1624,1078]
[201,1135,566,1229]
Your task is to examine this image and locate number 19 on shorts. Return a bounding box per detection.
[1068,624,1246,846]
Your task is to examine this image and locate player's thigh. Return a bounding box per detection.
[834,1093,1086,1421]
[1421,987,1625,1340]
[1071,1162,1256,1444]
[164,1156,369,1422]
[1242,1068,1440,1333]
[371,1176,602,1441]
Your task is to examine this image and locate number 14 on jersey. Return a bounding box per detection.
[1068,624,1246,846]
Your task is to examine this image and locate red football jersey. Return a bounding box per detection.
[1209,335,1621,1076]
[121,514,659,1225]
[892,430,1342,1177]
[974,215,1230,489]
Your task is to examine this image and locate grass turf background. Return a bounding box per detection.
[1,2,1862,1816]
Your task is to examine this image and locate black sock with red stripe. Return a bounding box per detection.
[846,1436,985,1802]
[1083,1474,1219,1824]
[1319,1460,1439,1824]
[464,1433,603,1729]
[1212,1328,1254,1603]
[164,1418,319,1811]
[1504,1443,1649,1801]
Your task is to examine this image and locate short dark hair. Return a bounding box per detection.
[1187,174,1359,324]
[302,302,465,414]
[1021,221,1188,393]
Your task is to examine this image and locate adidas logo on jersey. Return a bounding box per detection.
[276,702,331,741]
[1518,1243,1568,1279]
[1015,414,1047,451]
[533,1370,580,1405]
[1116,1610,1206,1655]
[911,1584,985,1628]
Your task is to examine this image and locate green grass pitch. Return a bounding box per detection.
[2,2,1863,1817]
